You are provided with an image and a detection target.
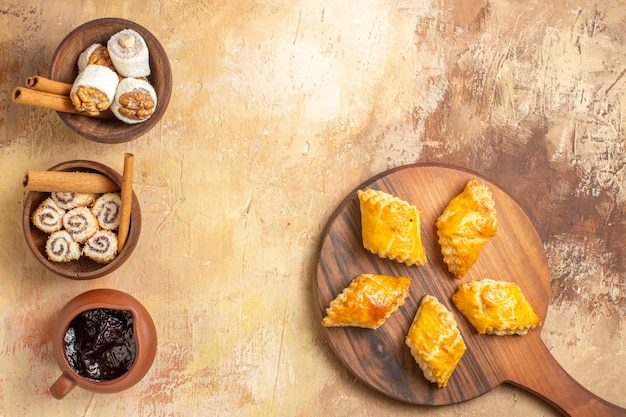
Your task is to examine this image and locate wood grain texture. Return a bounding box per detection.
[22,160,141,280]
[315,164,626,416]
[2,1,625,415]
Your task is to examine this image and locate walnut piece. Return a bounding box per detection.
[70,86,111,116]
[87,46,116,71]
[117,89,155,121]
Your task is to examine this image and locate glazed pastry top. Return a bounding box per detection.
[322,274,412,329]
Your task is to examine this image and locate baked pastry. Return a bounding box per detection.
[70,64,120,116]
[83,230,118,264]
[110,78,157,124]
[405,295,466,388]
[357,189,427,266]
[436,178,497,279]
[77,43,116,72]
[31,197,66,233]
[452,278,541,335]
[51,191,98,210]
[45,230,81,262]
[92,192,122,230]
[63,206,99,244]
[322,274,411,329]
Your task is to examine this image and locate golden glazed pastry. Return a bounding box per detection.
[452,279,541,335]
[357,189,427,267]
[322,274,412,329]
[405,295,466,388]
[436,178,497,279]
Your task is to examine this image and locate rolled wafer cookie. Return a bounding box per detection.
[63,206,99,244]
[83,230,118,263]
[107,29,150,78]
[45,230,81,262]
[51,191,98,210]
[32,197,66,233]
[92,192,122,230]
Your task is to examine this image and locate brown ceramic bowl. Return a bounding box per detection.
[50,18,172,143]
[23,160,141,280]
[49,289,157,399]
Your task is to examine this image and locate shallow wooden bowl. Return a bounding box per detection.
[50,18,172,143]
[23,160,141,280]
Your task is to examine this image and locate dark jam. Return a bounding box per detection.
[64,308,136,381]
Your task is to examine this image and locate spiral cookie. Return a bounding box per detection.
[83,230,118,264]
[52,191,98,210]
[63,207,99,244]
[31,197,66,233]
[45,230,81,262]
[92,192,122,230]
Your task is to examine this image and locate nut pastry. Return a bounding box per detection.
[436,178,497,279]
[77,43,116,72]
[322,274,411,329]
[357,189,427,267]
[452,279,541,335]
[70,65,119,116]
[110,78,157,124]
[405,295,466,388]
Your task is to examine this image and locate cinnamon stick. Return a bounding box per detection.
[12,87,113,119]
[23,170,120,193]
[117,153,135,252]
[25,76,72,96]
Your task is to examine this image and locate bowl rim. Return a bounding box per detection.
[49,17,172,144]
[23,159,142,280]
[51,289,157,392]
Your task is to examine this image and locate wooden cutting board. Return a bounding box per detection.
[314,164,626,416]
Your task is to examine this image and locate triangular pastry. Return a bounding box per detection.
[405,295,466,388]
[322,274,411,329]
[357,189,427,267]
[452,279,541,335]
[436,178,497,279]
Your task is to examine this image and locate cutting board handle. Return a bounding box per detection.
[507,341,626,416]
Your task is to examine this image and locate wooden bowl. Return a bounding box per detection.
[49,18,172,143]
[23,160,141,280]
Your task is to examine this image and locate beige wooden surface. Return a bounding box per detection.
[1,1,625,416]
